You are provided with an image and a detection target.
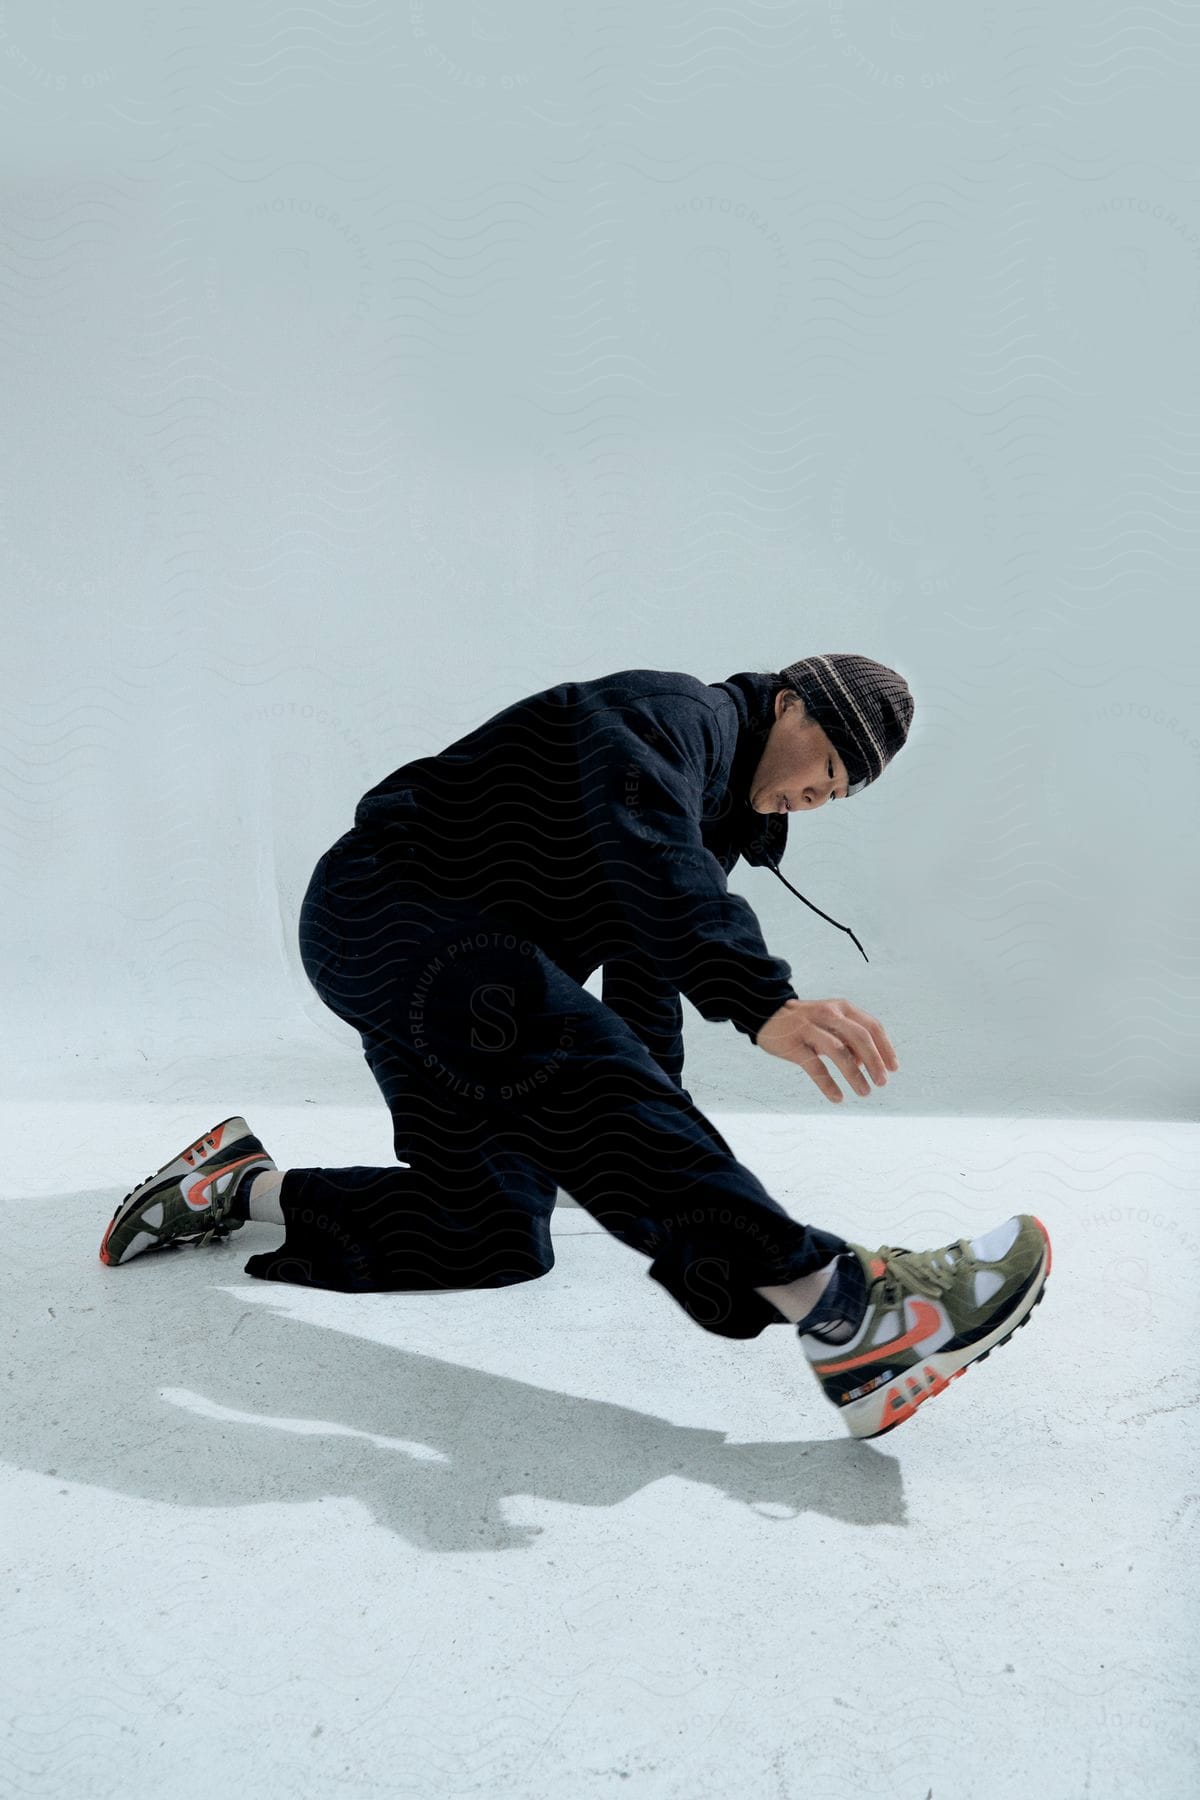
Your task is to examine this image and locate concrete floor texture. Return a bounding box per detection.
[3,1102,1196,1800]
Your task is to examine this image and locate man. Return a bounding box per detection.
[99,654,1051,1442]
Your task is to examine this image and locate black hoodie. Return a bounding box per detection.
[345,668,863,1088]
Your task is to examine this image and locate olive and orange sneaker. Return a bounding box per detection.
[799,1214,1052,1440]
[99,1116,276,1267]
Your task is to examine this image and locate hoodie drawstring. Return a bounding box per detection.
[765,858,870,964]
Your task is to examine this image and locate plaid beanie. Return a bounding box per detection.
[776,654,914,796]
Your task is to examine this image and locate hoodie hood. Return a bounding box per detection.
[708,670,871,964]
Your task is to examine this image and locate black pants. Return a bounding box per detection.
[243,835,848,1339]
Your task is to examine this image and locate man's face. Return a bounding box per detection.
[748,688,851,817]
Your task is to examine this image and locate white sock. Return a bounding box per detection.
[245,1170,285,1224]
[797,1251,868,1344]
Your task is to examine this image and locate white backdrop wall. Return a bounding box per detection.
[3,1,1198,1119]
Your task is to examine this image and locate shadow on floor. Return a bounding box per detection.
[16,1198,907,1554]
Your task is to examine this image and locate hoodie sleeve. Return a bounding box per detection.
[602,953,686,1088]
[578,698,799,1041]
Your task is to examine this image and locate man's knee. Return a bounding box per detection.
[480,1242,556,1287]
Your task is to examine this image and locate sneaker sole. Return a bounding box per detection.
[839,1215,1053,1441]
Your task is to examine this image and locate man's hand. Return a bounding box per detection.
[755,997,900,1104]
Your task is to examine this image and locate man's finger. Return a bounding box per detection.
[801,1029,861,1101]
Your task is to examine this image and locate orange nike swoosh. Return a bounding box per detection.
[816,1297,945,1375]
[184,1153,263,1212]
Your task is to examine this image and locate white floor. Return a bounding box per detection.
[2,1104,1197,1800]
